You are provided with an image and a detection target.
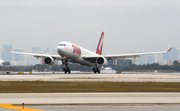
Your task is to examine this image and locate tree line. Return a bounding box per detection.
[0,61,180,72]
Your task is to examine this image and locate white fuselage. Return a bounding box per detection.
[57,41,98,66]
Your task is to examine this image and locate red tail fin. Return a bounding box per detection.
[96,32,104,55]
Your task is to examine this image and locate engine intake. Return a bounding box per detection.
[96,57,107,65]
[44,56,55,65]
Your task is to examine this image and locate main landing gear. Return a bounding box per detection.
[93,64,100,74]
[62,60,71,74]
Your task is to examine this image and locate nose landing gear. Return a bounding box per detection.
[62,60,71,74]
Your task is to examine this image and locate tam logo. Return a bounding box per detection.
[99,35,104,51]
[96,32,104,55]
[72,45,81,55]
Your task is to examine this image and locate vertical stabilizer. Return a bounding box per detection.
[96,32,104,55]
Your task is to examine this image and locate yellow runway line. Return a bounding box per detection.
[0,104,44,111]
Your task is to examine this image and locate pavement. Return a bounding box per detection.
[0,93,180,111]
[0,72,180,82]
[0,93,180,104]
[1,104,180,111]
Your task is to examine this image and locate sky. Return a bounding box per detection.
[0,0,180,54]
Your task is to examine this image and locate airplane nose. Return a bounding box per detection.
[57,46,63,54]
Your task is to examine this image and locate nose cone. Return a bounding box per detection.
[57,45,63,55]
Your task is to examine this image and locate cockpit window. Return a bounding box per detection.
[58,44,66,46]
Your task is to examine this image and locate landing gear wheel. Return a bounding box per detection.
[98,70,100,74]
[63,67,71,74]
[92,67,100,74]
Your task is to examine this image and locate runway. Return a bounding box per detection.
[0,72,180,110]
[0,93,180,104]
[1,104,180,111]
[0,72,180,82]
[0,93,180,111]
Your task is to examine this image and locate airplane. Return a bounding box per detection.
[9,32,172,74]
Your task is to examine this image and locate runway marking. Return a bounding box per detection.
[0,104,44,111]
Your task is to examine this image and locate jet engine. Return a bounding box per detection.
[44,56,55,65]
[96,57,107,65]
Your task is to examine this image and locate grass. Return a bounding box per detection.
[0,81,180,93]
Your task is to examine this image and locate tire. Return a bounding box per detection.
[92,68,95,71]
[63,67,65,71]
[98,70,100,74]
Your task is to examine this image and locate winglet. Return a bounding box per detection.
[167,47,172,52]
[9,48,11,52]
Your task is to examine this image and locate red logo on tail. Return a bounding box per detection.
[96,32,104,55]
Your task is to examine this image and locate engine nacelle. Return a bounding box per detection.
[96,57,107,65]
[44,56,55,65]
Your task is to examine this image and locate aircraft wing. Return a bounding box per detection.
[9,48,63,60]
[82,47,172,62]
[104,47,172,60]
[104,51,166,60]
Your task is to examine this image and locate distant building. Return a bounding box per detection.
[168,60,180,66]
[162,47,179,61]
[31,47,52,65]
[32,47,41,65]
[32,47,40,53]
[157,60,169,65]
[26,56,31,65]
[108,59,131,66]
[17,61,24,66]
[14,48,24,62]
[46,47,50,54]
[145,55,155,64]
[51,49,57,55]
[117,59,131,66]
[139,56,145,65]
[169,60,174,66]
[169,47,179,60]
[2,45,12,61]
[162,52,169,60]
